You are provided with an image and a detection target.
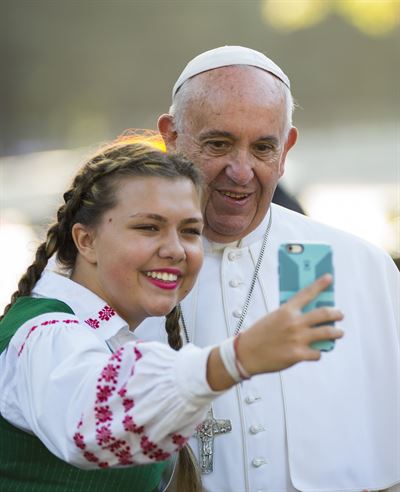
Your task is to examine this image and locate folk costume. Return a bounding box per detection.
[138,204,400,492]
[0,270,222,491]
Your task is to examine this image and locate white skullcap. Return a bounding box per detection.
[172,45,290,99]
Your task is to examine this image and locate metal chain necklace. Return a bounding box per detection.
[178,210,273,475]
[179,209,273,343]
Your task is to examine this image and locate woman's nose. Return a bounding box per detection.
[158,232,186,262]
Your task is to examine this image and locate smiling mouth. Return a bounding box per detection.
[144,271,179,282]
[220,191,250,200]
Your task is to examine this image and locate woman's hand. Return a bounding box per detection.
[237,274,344,375]
[207,274,344,391]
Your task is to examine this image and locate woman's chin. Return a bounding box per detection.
[147,302,178,318]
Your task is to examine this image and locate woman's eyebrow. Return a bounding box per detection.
[129,213,166,222]
[180,217,204,225]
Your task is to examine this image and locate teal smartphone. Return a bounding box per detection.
[278,242,335,352]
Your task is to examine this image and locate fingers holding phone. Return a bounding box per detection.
[279,242,340,352]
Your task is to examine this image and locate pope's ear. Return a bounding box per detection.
[71,223,97,264]
[279,126,298,177]
[158,114,178,151]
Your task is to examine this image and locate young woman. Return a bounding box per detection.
[0,138,343,492]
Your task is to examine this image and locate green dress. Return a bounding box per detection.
[0,297,172,492]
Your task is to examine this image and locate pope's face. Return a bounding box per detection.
[76,176,203,328]
[170,66,297,243]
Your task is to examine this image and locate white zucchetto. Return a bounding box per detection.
[172,45,290,99]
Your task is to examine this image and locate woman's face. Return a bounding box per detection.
[76,176,203,328]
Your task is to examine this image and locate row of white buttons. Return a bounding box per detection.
[227,250,268,481]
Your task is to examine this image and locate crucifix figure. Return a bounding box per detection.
[194,406,232,474]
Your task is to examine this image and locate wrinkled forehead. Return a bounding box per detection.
[180,66,286,109]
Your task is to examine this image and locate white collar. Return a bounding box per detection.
[202,207,273,253]
[32,270,130,344]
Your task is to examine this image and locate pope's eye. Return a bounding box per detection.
[254,143,274,153]
[205,140,230,151]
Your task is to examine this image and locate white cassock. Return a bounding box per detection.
[137,203,400,492]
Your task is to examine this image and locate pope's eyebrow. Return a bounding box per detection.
[199,130,280,147]
[199,130,236,141]
[255,136,280,147]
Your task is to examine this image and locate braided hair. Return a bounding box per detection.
[1,140,202,322]
[1,138,204,490]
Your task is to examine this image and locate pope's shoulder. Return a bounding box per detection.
[271,203,395,264]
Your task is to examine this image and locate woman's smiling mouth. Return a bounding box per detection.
[143,269,181,290]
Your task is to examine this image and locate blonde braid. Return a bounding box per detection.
[0,155,118,319]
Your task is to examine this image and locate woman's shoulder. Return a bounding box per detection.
[0,297,76,354]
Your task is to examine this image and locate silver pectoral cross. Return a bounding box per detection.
[194,406,232,474]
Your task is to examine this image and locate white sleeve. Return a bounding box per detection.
[0,312,221,469]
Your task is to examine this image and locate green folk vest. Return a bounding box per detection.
[0,297,170,492]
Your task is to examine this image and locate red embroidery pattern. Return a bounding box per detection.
[99,306,115,321]
[140,436,170,461]
[73,343,172,467]
[122,398,134,412]
[73,432,85,450]
[96,385,115,403]
[123,415,144,434]
[18,319,78,356]
[96,425,113,445]
[172,433,188,450]
[95,405,113,423]
[100,364,120,384]
[84,305,115,329]
[118,385,127,398]
[111,348,123,363]
[85,318,99,329]
[134,346,142,361]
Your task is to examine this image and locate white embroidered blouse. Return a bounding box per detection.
[0,270,220,470]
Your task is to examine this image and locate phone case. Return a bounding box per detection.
[278,242,335,351]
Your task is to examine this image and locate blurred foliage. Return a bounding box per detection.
[262,0,400,36]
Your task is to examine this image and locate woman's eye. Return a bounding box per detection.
[134,225,159,232]
[182,228,202,236]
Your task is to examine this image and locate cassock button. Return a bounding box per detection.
[249,425,265,434]
[233,309,242,318]
[251,457,267,467]
[245,395,261,404]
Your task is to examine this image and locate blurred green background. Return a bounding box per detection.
[0,0,399,307]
